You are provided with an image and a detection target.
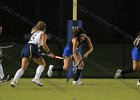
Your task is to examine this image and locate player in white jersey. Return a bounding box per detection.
[11,21,55,87]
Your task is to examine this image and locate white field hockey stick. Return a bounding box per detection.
[41,53,64,60]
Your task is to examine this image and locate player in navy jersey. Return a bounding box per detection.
[115,32,140,85]
[11,21,55,87]
[48,28,93,85]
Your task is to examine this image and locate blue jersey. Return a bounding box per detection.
[21,43,41,58]
[131,47,140,61]
[63,39,86,57]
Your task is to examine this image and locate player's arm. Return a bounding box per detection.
[83,35,93,58]
[72,38,79,60]
[41,33,54,58]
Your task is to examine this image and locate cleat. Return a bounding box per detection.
[32,78,43,87]
[10,81,16,87]
[1,75,11,83]
[115,69,122,79]
[137,80,140,86]
[73,80,84,85]
[47,65,54,77]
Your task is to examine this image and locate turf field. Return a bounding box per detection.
[0,78,140,100]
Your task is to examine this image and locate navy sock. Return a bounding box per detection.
[74,69,82,81]
[121,67,134,74]
[52,66,64,71]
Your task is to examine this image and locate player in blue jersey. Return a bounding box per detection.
[115,32,140,85]
[48,28,93,85]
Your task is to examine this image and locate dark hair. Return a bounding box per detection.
[73,28,86,38]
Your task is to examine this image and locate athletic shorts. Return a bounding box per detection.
[131,47,140,61]
[63,45,72,57]
[63,45,81,57]
[21,43,41,58]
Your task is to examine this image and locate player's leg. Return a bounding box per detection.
[0,63,11,83]
[137,61,140,85]
[115,47,140,79]
[11,58,29,87]
[0,49,4,81]
[63,56,72,70]
[11,44,30,87]
[73,52,84,85]
[133,60,140,70]
[115,60,140,79]
[137,78,140,85]
[0,62,4,80]
[32,57,46,86]
[47,45,72,77]
[47,56,72,77]
[0,50,11,82]
[62,45,73,70]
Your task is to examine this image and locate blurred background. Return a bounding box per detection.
[0,0,140,78]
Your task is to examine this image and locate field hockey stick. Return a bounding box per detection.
[67,58,84,82]
[0,42,16,49]
[41,53,64,59]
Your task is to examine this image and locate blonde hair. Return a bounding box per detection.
[31,21,46,34]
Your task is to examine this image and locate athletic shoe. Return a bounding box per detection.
[47,65,54,77]
[73,80,84,85]
[137,80,140,86]
[10,81,17,87]
[32,78,43,86]
[115,69,122,79]
[1,75,11,83]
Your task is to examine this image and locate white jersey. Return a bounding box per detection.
[28,31,44,47]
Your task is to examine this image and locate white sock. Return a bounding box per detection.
[0,64,4,79]
[34,65,45,79]
[12,68,24,82]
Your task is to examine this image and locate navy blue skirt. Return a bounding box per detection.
[63,45,72,57]
[21,43,41,58]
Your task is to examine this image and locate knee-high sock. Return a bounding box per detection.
[0,63,4,79]
[13,68,24,82]
[52,66,64,71]
[121,67,134,74]
[74,69,82,81]
[34,65,45,79]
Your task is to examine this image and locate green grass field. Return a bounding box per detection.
[0,78,140,100]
